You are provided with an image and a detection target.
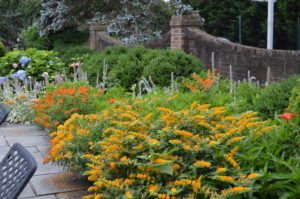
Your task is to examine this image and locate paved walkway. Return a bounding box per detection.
[0,124,90,199]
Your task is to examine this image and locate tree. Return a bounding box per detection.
[183,0,300,50]
[38,0,199,43]
[0,0,40,44]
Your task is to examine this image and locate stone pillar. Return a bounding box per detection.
[89,24,106,50]
[170,15,202,50]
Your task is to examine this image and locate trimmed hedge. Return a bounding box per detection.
[82,45,205,89]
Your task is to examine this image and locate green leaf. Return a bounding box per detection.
[154,164,173,175]
[168,147,180,153]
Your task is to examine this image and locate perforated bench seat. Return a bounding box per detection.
[0,103,10,126]
[0,143,37,199]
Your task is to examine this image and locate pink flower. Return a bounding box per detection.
[278,112,296,122]
[12,63,18,68]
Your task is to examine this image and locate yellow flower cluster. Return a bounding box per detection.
[193,160,212,168]
[46,101,270,199]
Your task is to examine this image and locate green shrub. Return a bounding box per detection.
[0,41,7,57]
[228,81,261,114]
[54,45,96,65]
[82,45,129,86]
[22,26,89,50]
[288,78,300,114]
[253,75,299,119]
[110,46,148,88]
[49,28,89,48]
[237,118,300,198]
[0,48,65,81]
[22,26,51,49]
[143,49,204,86]
[82,45,205,89]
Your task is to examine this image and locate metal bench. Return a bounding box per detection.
[0,143,37,199]
[0,103,10,126]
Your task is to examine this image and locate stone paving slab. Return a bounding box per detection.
[37,145,51,158]
[31,172,90,196]
[22,195,57,199]
[19,184,36,198]
[26,146,39,153]
[0,125,47,136]
[56,191,89,199]
[32,152,64,176]
[0,124,90,199]
[6,135,50,147]
[0,135,8,146]
[0,146,10,159]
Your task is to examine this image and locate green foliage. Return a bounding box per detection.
[82,46,205,89]
[49,28,90,47]
[22,26,51,49]
[0,48,65,81]
[143,49,204,86]
[0,41,6,57]
[0,81,38,124]
[82,45,130,86]
[237,118,300,198]
[17,0,41,26]
[253,75,299,119]
[38,0,195,43]
[22,26,90,50]
[53,45,96,65]
[288,78,300,114]
[230,82,261,113]
[184,0,300,49]
[110,46,149,88]
[0,0,40,43]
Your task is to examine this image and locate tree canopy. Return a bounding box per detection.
[0,0,298,49]
[38,0,199,43]
[183,0,300,49]
[0,0,40,44]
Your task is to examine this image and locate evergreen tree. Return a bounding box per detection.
[0,0,40,44]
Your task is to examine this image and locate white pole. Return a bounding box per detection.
[267,0,275,49]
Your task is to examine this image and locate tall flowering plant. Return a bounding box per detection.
[182,70,220,92]
[45,99,273,199]
[31,82,102,132]
[0,78,41,123]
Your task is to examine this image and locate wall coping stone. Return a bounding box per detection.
[170,15,203,28]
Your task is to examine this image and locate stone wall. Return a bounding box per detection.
[88,16,300,82]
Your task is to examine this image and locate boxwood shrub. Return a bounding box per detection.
[82,45,205,89]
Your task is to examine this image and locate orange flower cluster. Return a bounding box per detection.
[4,100,15,105]
[46,100,271,199]
[31,85,100,132]
[182,70,220,92]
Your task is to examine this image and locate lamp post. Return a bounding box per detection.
[252,0,276,49]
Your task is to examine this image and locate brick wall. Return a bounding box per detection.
[88,16,300,82]
[169,15,300,82]
[88,24,129,52]
[144,32,171,49]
